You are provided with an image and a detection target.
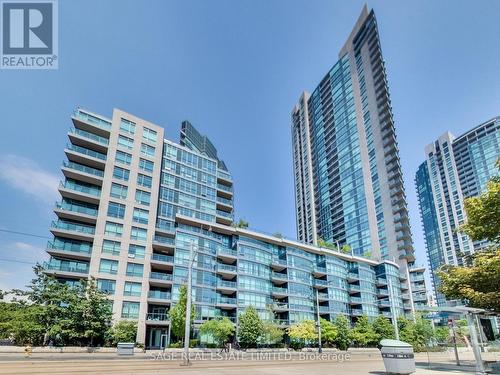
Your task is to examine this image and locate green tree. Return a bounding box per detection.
[341,245,351,254]
[320,318,337,347]
[288,320,317,344]
[398,316,433,351]
[333,315,352,350]
[351,315,377,347]
[260,321,284,346]
[199,317,235,347]
[109,320,138,345]
[233,219,249,229]
[0,301,45,345]
[169,285,195,343]
[372,316,395,343]
[434,326,450,344]
[438,163,500,312]
[238,306,263,348]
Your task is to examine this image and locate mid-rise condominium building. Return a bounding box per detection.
[416,117,500,305]
[292,6,414,273]
[46,107,415,348]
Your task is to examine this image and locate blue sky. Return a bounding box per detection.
[1,0,499,291]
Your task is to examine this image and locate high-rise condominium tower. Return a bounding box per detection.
[416,117,499,305]
[292,6,414,271]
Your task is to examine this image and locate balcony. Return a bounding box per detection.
[377,289,389,297]
[46,240,92,260]
[216,279,237,291]
[54,200,98,224]
[217,183,233,198]
[217,170,232,184]
[217,247,237,260]
[146,313,169,325]
[59,180,101,205]
[68,127,109,154]
[271,286,288,296]
[349,297,362,305]
[155,220,176,236]
[272,302,288,311]
[150,272,173,286]
[313,265,327,276]
[44,260,89,277]
[348,284,361,294]
[376,277,387,286]
[217,296,237,306]
[351,309,364,316]
[50,220,95,241]
[152,235,175,250]
[217,263,237,276]
[317,292,329,300]
[347,272,359,282]
[313,279,328,288]
[216,210,233,225]
[72,109,112,137]
[65,144,106,169]
[270,258,287,271]
[271,272,288,284]
[62,161,104,185]
[378,300,391,308]
[216,196,233,211]
[148,290,171,302]
[401,293,411,300]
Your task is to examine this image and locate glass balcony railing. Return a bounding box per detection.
[272,319,289,326]
[317,292,329,299]
[271,272,287,280]
[314,266,327,273]
[378,300,391,307]
[47,240,92,254]
[146,313,169,321]
[70,127,109,145]
[66,144,107,160]
[217,183,233,193]
[318,306,330,313]
[153,235,175,246]
[44,261,89,274]
[349,284,361,292]
[60,180,101,197]
[218,247,237,257]
[217,170,232,181]
[217,280,237,289]
[217,296,237,305]
[272,286,287,294]
[152,253,174,263]
[150,272,173,281]
[349,297,362,304]
[155,220,175,233]
[272,258,287,266]
[216,196,233,206]
[148,290,171,300]
[376,277,388,285]
[348,272,359,279]
[273,302,288,309]
[73,110,112,130]
[55,201,98,216]
[63,161,104,177]
[216,210,232,219]
[217,263,237,273]
[351,309,363,316]
[314,279,328,286]
[51,220,95,235]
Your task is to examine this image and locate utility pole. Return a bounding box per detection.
[316,288,322,353]
[182,241,196,366]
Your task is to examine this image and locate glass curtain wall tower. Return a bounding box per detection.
[292,6,414,271]
[416,117,500,305]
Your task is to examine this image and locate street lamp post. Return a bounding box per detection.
[182,241,196,366]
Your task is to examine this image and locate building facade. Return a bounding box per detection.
[416,117,500,305]
[291,6,414,271]
[46,108,414,348]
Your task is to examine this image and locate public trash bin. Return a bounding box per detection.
[380,339,415,374]
[117,342,135,355]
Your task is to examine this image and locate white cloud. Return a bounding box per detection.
[0,154,59,204]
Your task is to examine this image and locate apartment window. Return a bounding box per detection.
[102,240,121,256]
[107,202,125,219]
[135,190,150,206]
[124,282,142,297]
[118,135,134,150]
[115,150,132,165]
[139,158,154,173]
[121,301,140,319]
[97,279,116,295]
[113,166,129,181]
[143,128,157,143]
[105,221,123,237]
[110,183,128,199]
[137,173,152,188]
[99,259,118,275]
[120,119,136,134]
[132,208,149,224]
[128,244,145,259]
[130,226,147,241]
[141,143,156,158]
[126,262,143,277]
